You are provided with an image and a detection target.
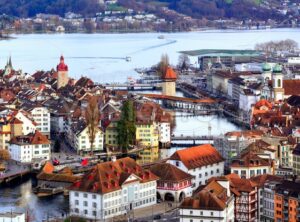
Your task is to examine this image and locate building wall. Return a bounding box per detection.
[168,160,224,189]
[274,194,284,221]
[9,144,32,163]
[162,81,176,97]
[293,154,300,176]
[15,112,36,135]
[157,122,171,144]
[136,123,158,147]
[0,213,25,222]
[70,179,157,220]
[105,122,118,147]
[231,165,271,179]
[31,107,50,137]
[57,71,69,89]
[75,127,104,153]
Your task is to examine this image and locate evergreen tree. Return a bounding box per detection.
[117,100,136,154]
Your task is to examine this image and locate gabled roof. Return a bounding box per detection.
[250,174,282,188]
[150,163,193,182]
[169,144,224,170]
[180,180,228,211]
[69,157,159,194]
[231,150,272,168]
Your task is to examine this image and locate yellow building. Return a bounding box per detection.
[137,146,159,165]
[0,123,11,150]
[135,123,159,148]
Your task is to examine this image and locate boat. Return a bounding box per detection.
[125,56,131,62]
[33,186,64,197]
[158,35,165,39]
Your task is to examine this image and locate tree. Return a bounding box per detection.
[255,39,299,54]
[85,96,100,155]
[178,54,190,71]
[0,149,10,161]
[157,54,169,77]
[117,100,136,154]
[53,140,61,153]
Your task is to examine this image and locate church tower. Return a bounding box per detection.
[261,63,272,85]
[56,55,69,89]
[272,64,284,101]
[162,66,177,96]
[4,56,13,76]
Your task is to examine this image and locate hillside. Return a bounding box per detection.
[0,0,102,17]
[0,0,286,21]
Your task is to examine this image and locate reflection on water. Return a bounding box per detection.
[0,179,69,222]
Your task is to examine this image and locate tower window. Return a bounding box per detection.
[277,79,281,88]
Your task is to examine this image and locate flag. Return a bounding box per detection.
[81,158,89,166]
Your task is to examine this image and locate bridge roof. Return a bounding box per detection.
[142,94,216,104]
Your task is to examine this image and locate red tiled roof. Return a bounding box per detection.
[163,67,177,80]
[150,163,193,182]
[180,180,228,211]
[250,174,282,188]
[283,80,300,96]
[254,99,272,110]
[169,144,224,170]
[69,157,159,194]
[230,150,272,168]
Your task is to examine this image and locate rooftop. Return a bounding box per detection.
[180,49,262,57]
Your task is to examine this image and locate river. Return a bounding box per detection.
[0,29,299,221]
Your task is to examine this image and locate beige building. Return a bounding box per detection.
[292,144,300,176]
[162,67,177,96]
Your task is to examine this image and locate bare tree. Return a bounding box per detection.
[255,39,299,54]
[178,54,190,71]
[0,149,10,161]
[85,96,100,155]
[157,54,169,77]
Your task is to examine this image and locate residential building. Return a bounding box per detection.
[150,163,194,202]
[25,106,51,138]
[292,143,300,176]
[69,157,158,220]
[214,130,264,169]
[274,180,300,222]
[230,150,273,179]
[168,144,224,189]
[226,174,258,222]
[105,118,119,148]
[250,174,283,221]
[14,110,37,135]
[9,130,51,163]
[68,121,104,154]
[0,212,25,222]
[179,180,234,222]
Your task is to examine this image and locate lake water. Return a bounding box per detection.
[0,29,299,83]
[0,29,299,221]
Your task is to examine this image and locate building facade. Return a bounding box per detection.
[69,157,158,220]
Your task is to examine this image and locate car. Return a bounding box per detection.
[153,215,161,220]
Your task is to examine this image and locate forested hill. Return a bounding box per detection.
[0,0,285,21]
[0,0,102,17]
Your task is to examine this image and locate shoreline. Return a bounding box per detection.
[3,27,299,36]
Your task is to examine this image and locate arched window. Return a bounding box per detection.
[277,79,281,88]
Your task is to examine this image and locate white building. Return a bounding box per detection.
[157,122,171,146]
[168,144,225,189]
[230,150,273,179]
[27,106,51,138]
[9,130,51,163]
[14,110,36,135]
[179,180,235,222]
[69,157,158,220]
[0,212,25,222]
[67,121,104,154]
[150,163,194,202]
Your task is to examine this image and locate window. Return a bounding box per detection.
[277,79,281,88]
[211,212,214,216]
[190,211,193,215]
[75,200,79,205]
[176,161,180,167]
[93,194,96,199]
[93,202,97,208]
[75,192,79,197]
[75,208,79,213]
[84,193,88,198]
[93,211,97,216]
[84,210,88,215]
[84,201,88,207]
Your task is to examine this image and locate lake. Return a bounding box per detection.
[0,29,299,221]
[0,29,299,83]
